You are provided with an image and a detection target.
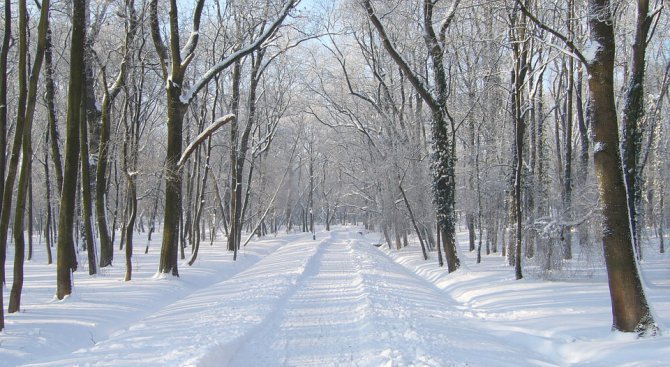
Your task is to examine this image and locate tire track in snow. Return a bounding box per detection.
[226,230,374,366]
[22,232,333,367]
[349,238,559,367]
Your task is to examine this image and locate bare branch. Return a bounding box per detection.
[183,0,299,104]
[179,0,206,65]
[177,114,235,169]
[363,0,440,112]
[149,0,168,78]
[438,0,461,46]
[515,0,589,67]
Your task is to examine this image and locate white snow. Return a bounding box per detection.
[1,227,668,366]
[582,39,602,64]
[593,141,606,153]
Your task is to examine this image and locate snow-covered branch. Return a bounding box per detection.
[177,114,235,169]
[182,0,299,104]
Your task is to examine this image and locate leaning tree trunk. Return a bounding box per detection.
[8,0,51,315]
[365,0,461,272]
[586,0,655,334]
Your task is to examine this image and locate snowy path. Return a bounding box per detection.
[18,228,551,367]
[7,227,669,366]
[228,234,369,365]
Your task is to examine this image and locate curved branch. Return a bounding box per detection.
[515,0,589,67]
[183,0,299,104]
[149,0,168,78]
[177,114,235,169]
[363,0,440,112]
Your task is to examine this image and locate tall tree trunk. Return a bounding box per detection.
[0,2,10,249]
[365,0,460,272]
[0,0,28,291]
[158,84,186,275]
[621,0,653,259]
[228,62,242,255]
[80,100,97,275]
[587,0,655,334]
[7,0,50,314]
[97,93,115,267]
[43,131,54,265]
[44,26,64,193]
[57,0,86,299]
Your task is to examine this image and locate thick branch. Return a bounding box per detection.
[180,0,206,66]
[438,0,461,47]
[515,0,588,67]
[363,0,440,112]
[183,0,298,104]
[149,0,168,78]
[177,114,235,169]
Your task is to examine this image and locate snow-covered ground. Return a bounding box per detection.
[1,226,668,366]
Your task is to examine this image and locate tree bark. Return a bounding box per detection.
[80,99,97,276]
[44,26,64,193]
[621,0,652,259]
[587,0,656,334]
[43,131,54,265]
[365,0,461,272]
[57,0,86,300]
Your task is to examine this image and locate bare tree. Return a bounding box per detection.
[150,0,298,276]
[364,0,461,272]
[518,0,657,335]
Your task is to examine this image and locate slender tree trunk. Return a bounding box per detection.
[0,6,11,270]
[27,171,33,261]
[399,182,428,260]
[188,138,212,266]
[57,0,86,300]
[228,62,242,256]
[45,26,63,193]
[80,100,97,275]
[621,0,652,260]
[436,221,444,267]
[0,0,7,317]
[97,92,116,267]
[0,0,28,290]
[43,132,54,265]
[659,194,665,254]
[124,177,136,281]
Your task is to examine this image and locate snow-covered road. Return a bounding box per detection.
[5,227,669,366]
[21,229,550,366]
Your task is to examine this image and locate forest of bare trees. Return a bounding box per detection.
[1,0,668,335]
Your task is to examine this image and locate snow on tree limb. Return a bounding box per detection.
[177,114,235,169]
[515,0,589,67]
[363,0,441,113]
[181,0,299,104]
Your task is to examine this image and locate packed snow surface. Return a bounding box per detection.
[1,227,669,366]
